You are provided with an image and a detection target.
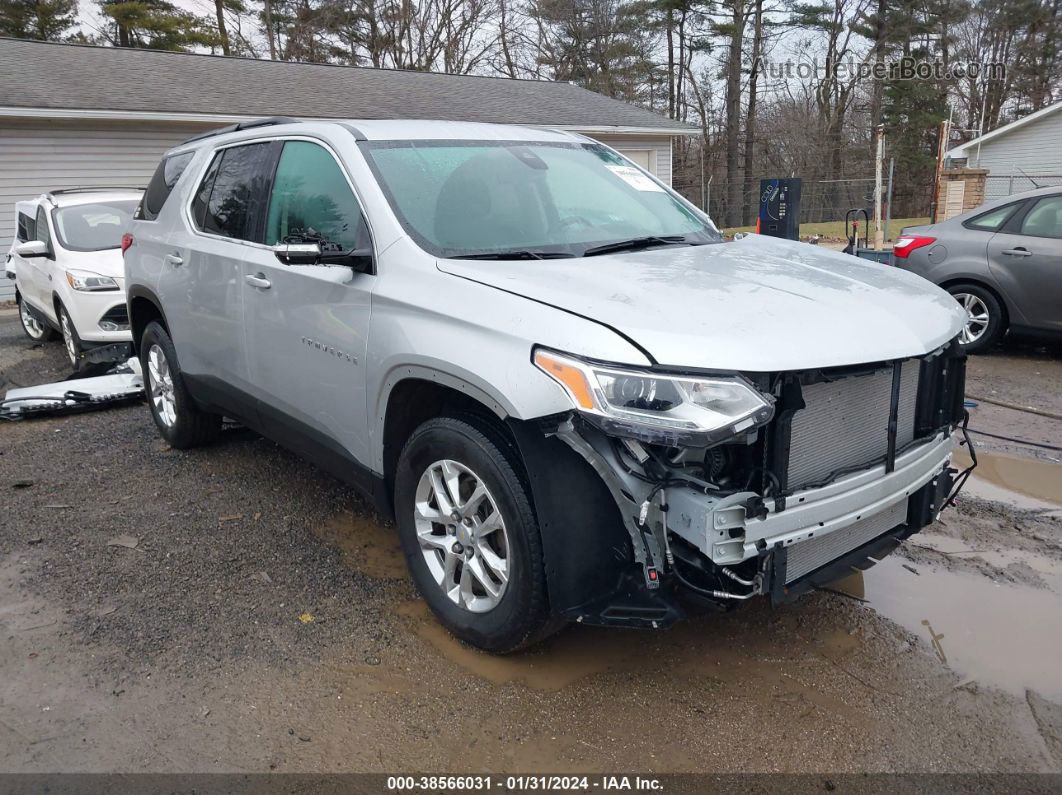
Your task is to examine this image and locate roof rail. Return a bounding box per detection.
[180,116,301,146]
[48,186,145,195]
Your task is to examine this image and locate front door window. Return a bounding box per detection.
[265,141,368,251]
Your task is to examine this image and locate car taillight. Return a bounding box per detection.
[121,233,134,255]
[892,235,935,259]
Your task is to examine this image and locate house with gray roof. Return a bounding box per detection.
[0,37,695,299]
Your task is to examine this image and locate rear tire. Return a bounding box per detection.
[17,294,57,342]
[946,283,1005,355]
[140,321,221,448]
[394,416,554,653]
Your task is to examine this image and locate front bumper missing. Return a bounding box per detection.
[547,417,972,628]
[667,432,955,566]
[770,461,955,601]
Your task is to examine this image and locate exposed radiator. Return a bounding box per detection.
[784,498,909,584]
[786,360,920,491]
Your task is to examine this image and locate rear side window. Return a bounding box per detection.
[137,152,194,221]
[964,202,1020,231]
[16,211,35,242]
[193,142,278,242]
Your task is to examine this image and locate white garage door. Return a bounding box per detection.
[617,148,655,174]
[0,119,211,301]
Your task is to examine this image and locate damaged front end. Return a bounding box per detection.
[511,339,972,629]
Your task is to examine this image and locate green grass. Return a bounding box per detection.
[722,217,929,241]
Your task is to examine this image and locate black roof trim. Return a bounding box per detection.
[338,122,367,141]
[48,186,145,195]
[180,116,301,145]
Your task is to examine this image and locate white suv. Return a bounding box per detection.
[6,188,142,366]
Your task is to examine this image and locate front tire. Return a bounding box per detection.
[17,294,57,342]
[947,283,1005,354]
[139,321,221,449]
[58,303,82,367]
[394,417,553,653]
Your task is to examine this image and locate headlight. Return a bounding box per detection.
[533,348,774,445]
[66,269,119,292]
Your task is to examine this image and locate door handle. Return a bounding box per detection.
[245,273,271,289]
[165,253,184,266]
[1001,247,1032,257]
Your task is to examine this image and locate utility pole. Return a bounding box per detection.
[885,157,895,244]
[930,115,952,223]
[873,124,884,251]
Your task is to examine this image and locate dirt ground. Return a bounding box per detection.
[1,309,1061,776]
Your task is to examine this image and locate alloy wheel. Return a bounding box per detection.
[19,301,45,340]
[955,292,990,345]
[59,309,78,365]
[413,459,510,613]
[146,344,177,427]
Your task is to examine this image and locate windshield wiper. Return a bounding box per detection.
[581,235,690,257]
[449,250,576,260]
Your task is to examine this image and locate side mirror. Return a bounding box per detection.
[273,241,321,266]
[273,241,374,273]
[341,247,374,274]
[15,240,49,259]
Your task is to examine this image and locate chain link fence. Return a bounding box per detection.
[671,176,930,232]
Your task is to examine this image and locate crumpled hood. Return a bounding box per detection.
[437,235,966,372]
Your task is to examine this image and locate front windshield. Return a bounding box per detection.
[53,200,138,252]
[361,140,720,258]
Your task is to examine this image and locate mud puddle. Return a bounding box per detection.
[396,598,861,713]
[845,555,1062,700]
[313,511,408,580]
[953,449,1062,512]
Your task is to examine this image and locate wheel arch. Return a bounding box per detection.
[127,285,170,356]
[379,374,519,518]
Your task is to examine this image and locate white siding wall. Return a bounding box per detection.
[0,118,212,301]
[969,110,1062,175]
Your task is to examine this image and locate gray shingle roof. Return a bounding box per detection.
[0,38,695,132]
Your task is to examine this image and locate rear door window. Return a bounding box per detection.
[1018,196,1062,238]
[193,142,279,242]
[138,152,194,221]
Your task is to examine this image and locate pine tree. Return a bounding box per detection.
[0,0,77,40]
[98,0,220,50]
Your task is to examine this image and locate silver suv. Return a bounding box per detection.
[125,117,970,652]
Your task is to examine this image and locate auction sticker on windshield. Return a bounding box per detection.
[606,164,664,192]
